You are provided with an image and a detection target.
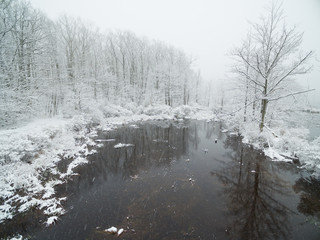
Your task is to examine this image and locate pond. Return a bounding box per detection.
[3,120,320,240]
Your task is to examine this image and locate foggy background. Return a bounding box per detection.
[29,0,320,106]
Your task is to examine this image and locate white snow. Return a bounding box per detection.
[95,139,116,142]
[60,156,88,178]
[105,226,118,234]
[104,226,124,236]
[114,143,135,149]
[0,115,98,224]
[220,109,320,175]
[117,228,124,236]
[46,216,58,226]
[8,234,24,240]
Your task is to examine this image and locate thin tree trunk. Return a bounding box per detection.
[244,78,249,122]
[260,98,268,132]
[260,78,268,132]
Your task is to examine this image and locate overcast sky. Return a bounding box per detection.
[29,0,320,106]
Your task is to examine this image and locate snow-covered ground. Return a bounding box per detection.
[0,116,98,226]
[263,110,320,175]
[0,104,214,228]
[220,108,320,175]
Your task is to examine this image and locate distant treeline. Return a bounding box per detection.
[0,0,204,127]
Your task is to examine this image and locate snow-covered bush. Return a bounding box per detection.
[0,119,66,165]
[143,104,172,116]
[99,104,134,118]
[0,115,100,224]
[173,105,194,119]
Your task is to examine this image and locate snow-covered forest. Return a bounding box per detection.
[0,0,205,128]
[1,0,320,239]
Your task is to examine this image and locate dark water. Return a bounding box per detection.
[3,120,320,240]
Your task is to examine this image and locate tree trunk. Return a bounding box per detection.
[244,77,249,122]
[252,82,257,117]
[260,78,268,132]
[260,98,268,132]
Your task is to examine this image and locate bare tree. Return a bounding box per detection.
[0,0,15,43]
[232,2,313,132]
[0,0,202,127]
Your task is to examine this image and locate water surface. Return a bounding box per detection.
[4,120,320,239]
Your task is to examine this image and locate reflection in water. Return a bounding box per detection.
[88,121,197,179]
[293,177,320,218]
[3,121,320,240]
[214,136,294,240]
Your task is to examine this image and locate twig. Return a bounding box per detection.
[268,89,315,102]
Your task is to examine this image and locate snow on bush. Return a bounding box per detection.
[0,119,66,164]
[0,115,99,224]
[173,105,194,119]
[143,104,172,117]
[232,114,320,175]
[299,136,320,174]
[100,103,134,118]
[141,104,214,120]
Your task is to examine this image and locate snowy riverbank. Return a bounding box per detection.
[1,103,319,233]
[220,109,320,175]
[0,104,214,226]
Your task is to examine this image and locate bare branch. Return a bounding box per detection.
[268,88,315,102]
[268,50,313,93]
[234,68,265,89]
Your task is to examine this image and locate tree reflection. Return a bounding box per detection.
[293,176,320,218]
[6,121,319,239]
[214,136,293,240]
[57,121,200,194]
